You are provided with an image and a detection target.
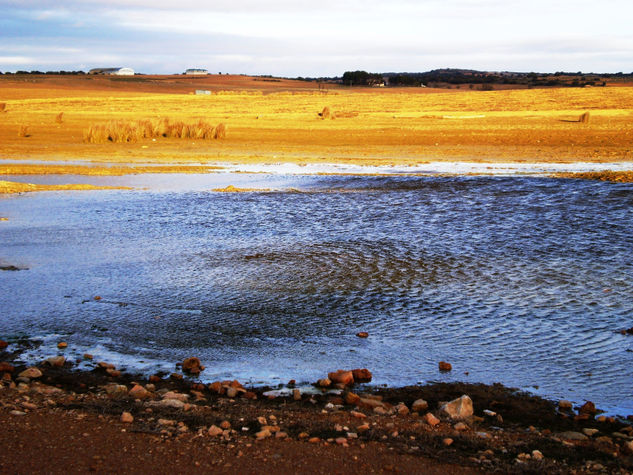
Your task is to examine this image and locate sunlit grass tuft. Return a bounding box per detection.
[83,119,226,143]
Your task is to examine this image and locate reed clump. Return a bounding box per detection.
[55,112,64,124]
[579,111,590,123]
[84,119,226,143]
[18,125,29,137]
[0,103,6,113]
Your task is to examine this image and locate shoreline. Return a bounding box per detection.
[1,340,632,473]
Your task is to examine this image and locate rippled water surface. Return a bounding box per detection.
[1,174,632,413]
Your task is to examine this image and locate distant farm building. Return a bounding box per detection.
[88,67,135,76]
[185,69,209,75]
[195,90,211,95]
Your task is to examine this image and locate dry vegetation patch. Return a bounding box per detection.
[84,118,226,143]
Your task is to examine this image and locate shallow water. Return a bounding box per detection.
[1,173,632,414]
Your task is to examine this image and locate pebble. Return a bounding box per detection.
[129,385,151,400]
[120,412,133,423]
[11,410,26,416]
[275,431,288,439]
[558,400,573,411]
[57,342,68,349]
[220,420,231,430]
[396,403,409,416]
[148,399,185,409]
[578,401,597,415]
[411,399,428,413]
[357,423,370,432]
[558,431,588,441]
[44,356,66,368]
[208,425,223,437]
[335,437,348,446]
[350,410,366,419]
[356,332,369,338]
[308,437,320,443]
[345,392,361,406]
[424,412,440,427]
[351,368,372,383]
[454,422,469,431]
[182,357,204,375]
[226,387,238,398]
[438,361,452,371]
[443,438,454,446]
[162,391,189,402]
[18,367,43,379]
[582,428,599,437]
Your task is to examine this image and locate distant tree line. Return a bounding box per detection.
[341,71,384,86]
[0,70,86,75]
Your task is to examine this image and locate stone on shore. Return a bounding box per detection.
[0,362,15,373]
[351,368,372,383]
[344,392,361,406]
[356,332,369,338]
[443,438,454,446]
[208,425,223,437]
[148,399,185,409]
[120,411,134,423]
[439,395,473,420]
[293,388,301,400]
[182,357,204,375]
[317,378,331,388]
[438,361,452,372]
[396,403,410,416]
[129,385,151,400]
[105,384,128,399]
[256,429,272,440]
[162,391,189,402]
[578,401,597,416]
[44,356,66,368]
[412,399,429,413]
[558,400,573,411]
[57,342,68,349]
[18,367,43,379]
[424,413,440,427]
[328,370,354,386]
[0,340,8,350]
[559,431,588,441]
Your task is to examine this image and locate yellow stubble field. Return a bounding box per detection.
[1,75,633,171]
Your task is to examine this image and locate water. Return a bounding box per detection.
[1,173,632,414]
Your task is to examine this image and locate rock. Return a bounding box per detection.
[57,342,68,349]
[0,362,15,373]
[424,412,440,427]
[350,410,366,419]
[208,381,223,394]
[317,378,331,388]
[328,370,354,386]
[0,340,8,350]
[412,399,428,413]
[120,412,134,423]
[293,388,301,401]
[170,373,183,381]
[219,420,231,430]
[335,437,348,446]
[106,368,121,377]
[44,356,66,368]
[443,438,454,446]
[373,407,387,415]
[532,450,544,460]
[182,357,204,375]
[226,387,238,398]
[483,409,496,417]
[359,397,386,409]
[276,431,288,439]
[148,399,185,409]
[10,410,26,416]
[162,391,189,402]
[558,400,573,411]
[345,392,361,406]
[105,384,128,399]
[578,401,597,415]
[208,425,223,437]
[454,422,469,431]
[558,431,588,441]
[357,423,370,432]
[582,428,599,437]
[18,367,42,379]
[256,429,271,440]
[129,385,151,400]
[438,361,452,372]
[625,440,633,454]
[83,354,93,360]
[308,437,320,443]
[356,332,369,338]
[439,395,473,420]
[396,403,410,416]
[351,368,372,383]
[244,391,257,400]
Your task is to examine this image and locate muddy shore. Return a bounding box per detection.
[1,341,632,474]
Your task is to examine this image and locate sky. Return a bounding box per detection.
[1,0,632,76]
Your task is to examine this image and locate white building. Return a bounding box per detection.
[185,68,209,75]
[88,67,135,76]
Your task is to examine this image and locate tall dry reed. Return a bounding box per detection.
[55,112,64,124]
[0,103,6,113]
[18,125,29,137]
[83,118,226,143]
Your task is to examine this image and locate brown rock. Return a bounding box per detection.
[424,413,440,427]
[83,354,93,360]
[256,429,271,440]
[170,373,183,381]
[396,403,410,416]
[57,342,68,349]
[94,296,102,300]
[558,400,573,411]
[244,391,257,400]
[105,384,128,399]
[293,388,301,401]
[162,391,189,402]
[18,367,43,379]
[624,440,633,454]
[578,401,597,415]
[351,368,372,383]
[226,387,238,398]
[328,370,354,386]
[275,431,288,439]
[345,392,361,406]
[44,356,66,368]
[439,395,474,420]
[208,381,223,394]
[453,422,468,431]
[120,411,134,423]
[350,410,367,419]
[148,374,161,383]
[106,368,121,377]
[98,362,115,370]
[357,423,370,432]
[443,438,454,446]
[0,362,15,373]
[182,357,204,375]
[317,378,331,388]
[0,340,8,350]
[208,425,223,437]
[356,332,369,338]
[412,399,429,413]
[220,420,231,430]
[129,384,151,400]
[438,361,452,372]
[308,437,320,443]
[335,437,348,446]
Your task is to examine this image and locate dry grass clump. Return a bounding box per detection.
[84,119,226,143]
[55,112,64,124]
[555,170,633,183]
[579,111,590,123]
[18,125,29,137]
[318,106,331,119]
[0,103,6,113]
[317,107,358,120]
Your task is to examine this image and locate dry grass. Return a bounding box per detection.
[83,119,226,143]
[55,112,64,124]
[318,106,331,119]
[18,125,29,138]
[0,103,6,113]
[579,111,590,123]
[555,170,633,182]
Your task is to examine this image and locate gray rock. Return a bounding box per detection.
[148,399,186,409]
[558,431,588,441]
[411,399,428,413]
[18,367,42,379]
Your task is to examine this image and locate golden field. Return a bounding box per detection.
[1,74,633,174]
